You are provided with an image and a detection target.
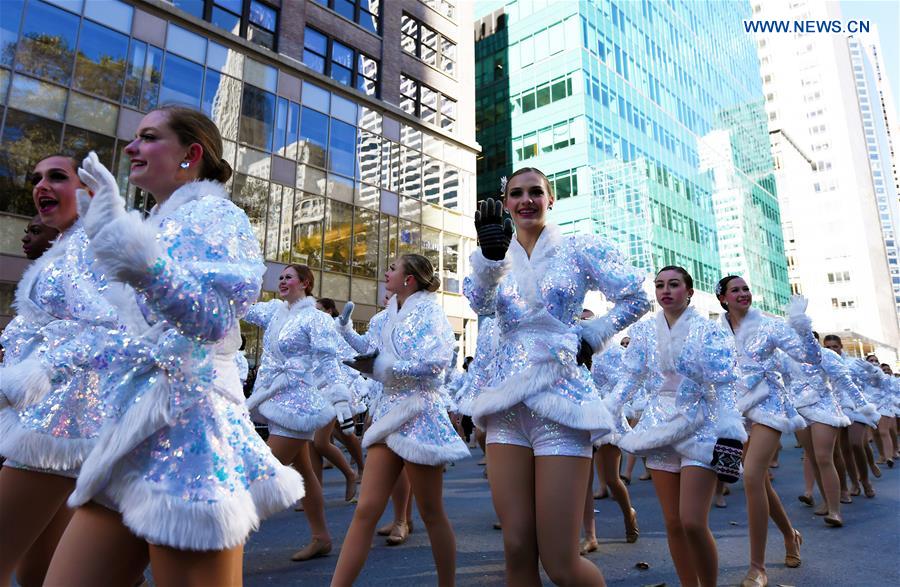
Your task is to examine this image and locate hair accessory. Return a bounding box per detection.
[714,282,724,297]
[498,175,508,196]
[180,161,190,169]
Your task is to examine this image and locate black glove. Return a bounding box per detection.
[710,438,743,484]
[576,339,593,369]
[475,198,513,261]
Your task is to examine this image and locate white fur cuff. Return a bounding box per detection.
[580,316,618,354]
[90,211,162,287]
[0,357,52,409]
[468,249,511,289]
[326,383,352,404]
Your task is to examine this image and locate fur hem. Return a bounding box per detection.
[468,249,511,289]
[524,393,614,433]
[673,439,715,465]
[0,357,52,409]
[382,434,471,466]
[745,406,807,434]
[90,211,161,286]
[363,394,428,446]
[472,361,568,429]
[324,383,352,405]
[69,377,172,507]
[717,413,749,442]
[0,405,94,470]
[107,473,259,551]
[617,409,705,456]
[797,405,851,428]
[736,380,771,414]
[257,401,335,435]
[249,465,306,520]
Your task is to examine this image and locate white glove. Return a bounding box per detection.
[76,151,126,240]
[338,301,354,328]
[333,400,355,431]
[784,295,812,333]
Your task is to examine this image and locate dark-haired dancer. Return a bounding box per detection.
[607,267,745,587]
[45,107,303,586]
[464,168,649,586]
[716,276,816,587]
[331,254,469,587]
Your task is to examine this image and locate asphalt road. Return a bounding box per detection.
[244,440,900,586]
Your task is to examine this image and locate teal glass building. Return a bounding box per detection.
[475,0,790,312]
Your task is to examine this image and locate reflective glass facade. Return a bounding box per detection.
[0,0,479,339]
[475,0,790,312]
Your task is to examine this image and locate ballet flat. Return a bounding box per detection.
[740,567,768,587]
[291,538,332,561]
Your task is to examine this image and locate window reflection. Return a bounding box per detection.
[324,199,352,273]
[1,0,24,69]
[352,205,378,278]
[15,0,79,85]
[293,193,324,267]
[160,53,203,108]
[443,233,461,293]
[378,213,397,276]
[9,74,67,120]
[299,106,328,168]
[240,84,276,151]
[232,172,269,251]
[358,131,380,187]
[203,71,241,140]
[423,157,442,205]
[400,146,421,198]
[66,92,118,135]
[0,109,64,215]
[329,119,357,178]
[399,219,420,255]
[422,227,441,276]
[265,183,284,260]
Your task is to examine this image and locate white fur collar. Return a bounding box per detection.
[507,223,563,308]
[656,306,698,373]
[719,307,763,352]
[148,180,228,223]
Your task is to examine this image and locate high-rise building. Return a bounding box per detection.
[754,0,900,358]
[473,0,789,315]
[0,0,481,357]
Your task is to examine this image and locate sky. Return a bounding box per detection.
[840,0,900,106]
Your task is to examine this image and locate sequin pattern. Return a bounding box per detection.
[780,348,850,427]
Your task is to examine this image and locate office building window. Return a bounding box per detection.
[400,75,455,132]
[166,0,279,51]
[401,13,456,77]
[313,0,380,35]
[303,27,379,97]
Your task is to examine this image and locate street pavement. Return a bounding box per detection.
[245,440,899,586]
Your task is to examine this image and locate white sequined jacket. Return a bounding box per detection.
[780,348,853,428]
[606,308,746,463]
[244,296,351,433]
[339,290,469,465]
[463,224,649,433]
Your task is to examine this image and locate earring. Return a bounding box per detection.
[548,204,553,210]
[180,161,190,169]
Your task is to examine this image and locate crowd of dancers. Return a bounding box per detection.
[0,105,897,587]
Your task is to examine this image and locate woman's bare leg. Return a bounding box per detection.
[744,423,793,573]
[406,461,456,587]
[149,544,243,587]
[598,444,636,539]
[592,450,607,498]
[0,468,74,587]
[875,416,894,463]
[314,421,357,500]
[534,456,606,586]
[332,426,365,477]
[679,467,718,587]
[809,423,840,517]
[268,436,331,544]
[486,444,540,587]
[15,501,74,587]
[848,423,874,492]
[839,426,859,493]
[582,462,597,550]
[651,469,698,585]
[331,445,404,586]
[43,502,148,587]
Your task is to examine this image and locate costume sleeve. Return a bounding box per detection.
[463,249,511,316]
[700,323,746,442]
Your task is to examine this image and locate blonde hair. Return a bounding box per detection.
[400,254,440,292]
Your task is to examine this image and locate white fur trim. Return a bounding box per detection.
[12,228,69,325]
[257,400,335,435]
[325,383,352,405]
[580,316,619,355]
[0,357,52,408]
[717,412,749,442]
[745,406,807,434]
[468,249,511,290]
[69,376,172,507]
[384,433,471,466]
[721,307,763,352]
[102,282,148,333]
[151,180,228,221]
[249,465,305,520]
[471,362,612,433]
[90,211,162,286]
[0,405,94,470]
[846,403,879,428]
[797,405,851,428]
[736,380,771,414]
[363,394,427,447]
[617,409,706,456]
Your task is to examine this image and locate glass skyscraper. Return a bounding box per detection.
[475,0,790,312]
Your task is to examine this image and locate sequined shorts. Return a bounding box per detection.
[646,449,713,474]
[2,459,78,479]
[267,423,314,441]
[485,403,592,459]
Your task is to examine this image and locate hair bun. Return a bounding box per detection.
[427,272,441,292]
